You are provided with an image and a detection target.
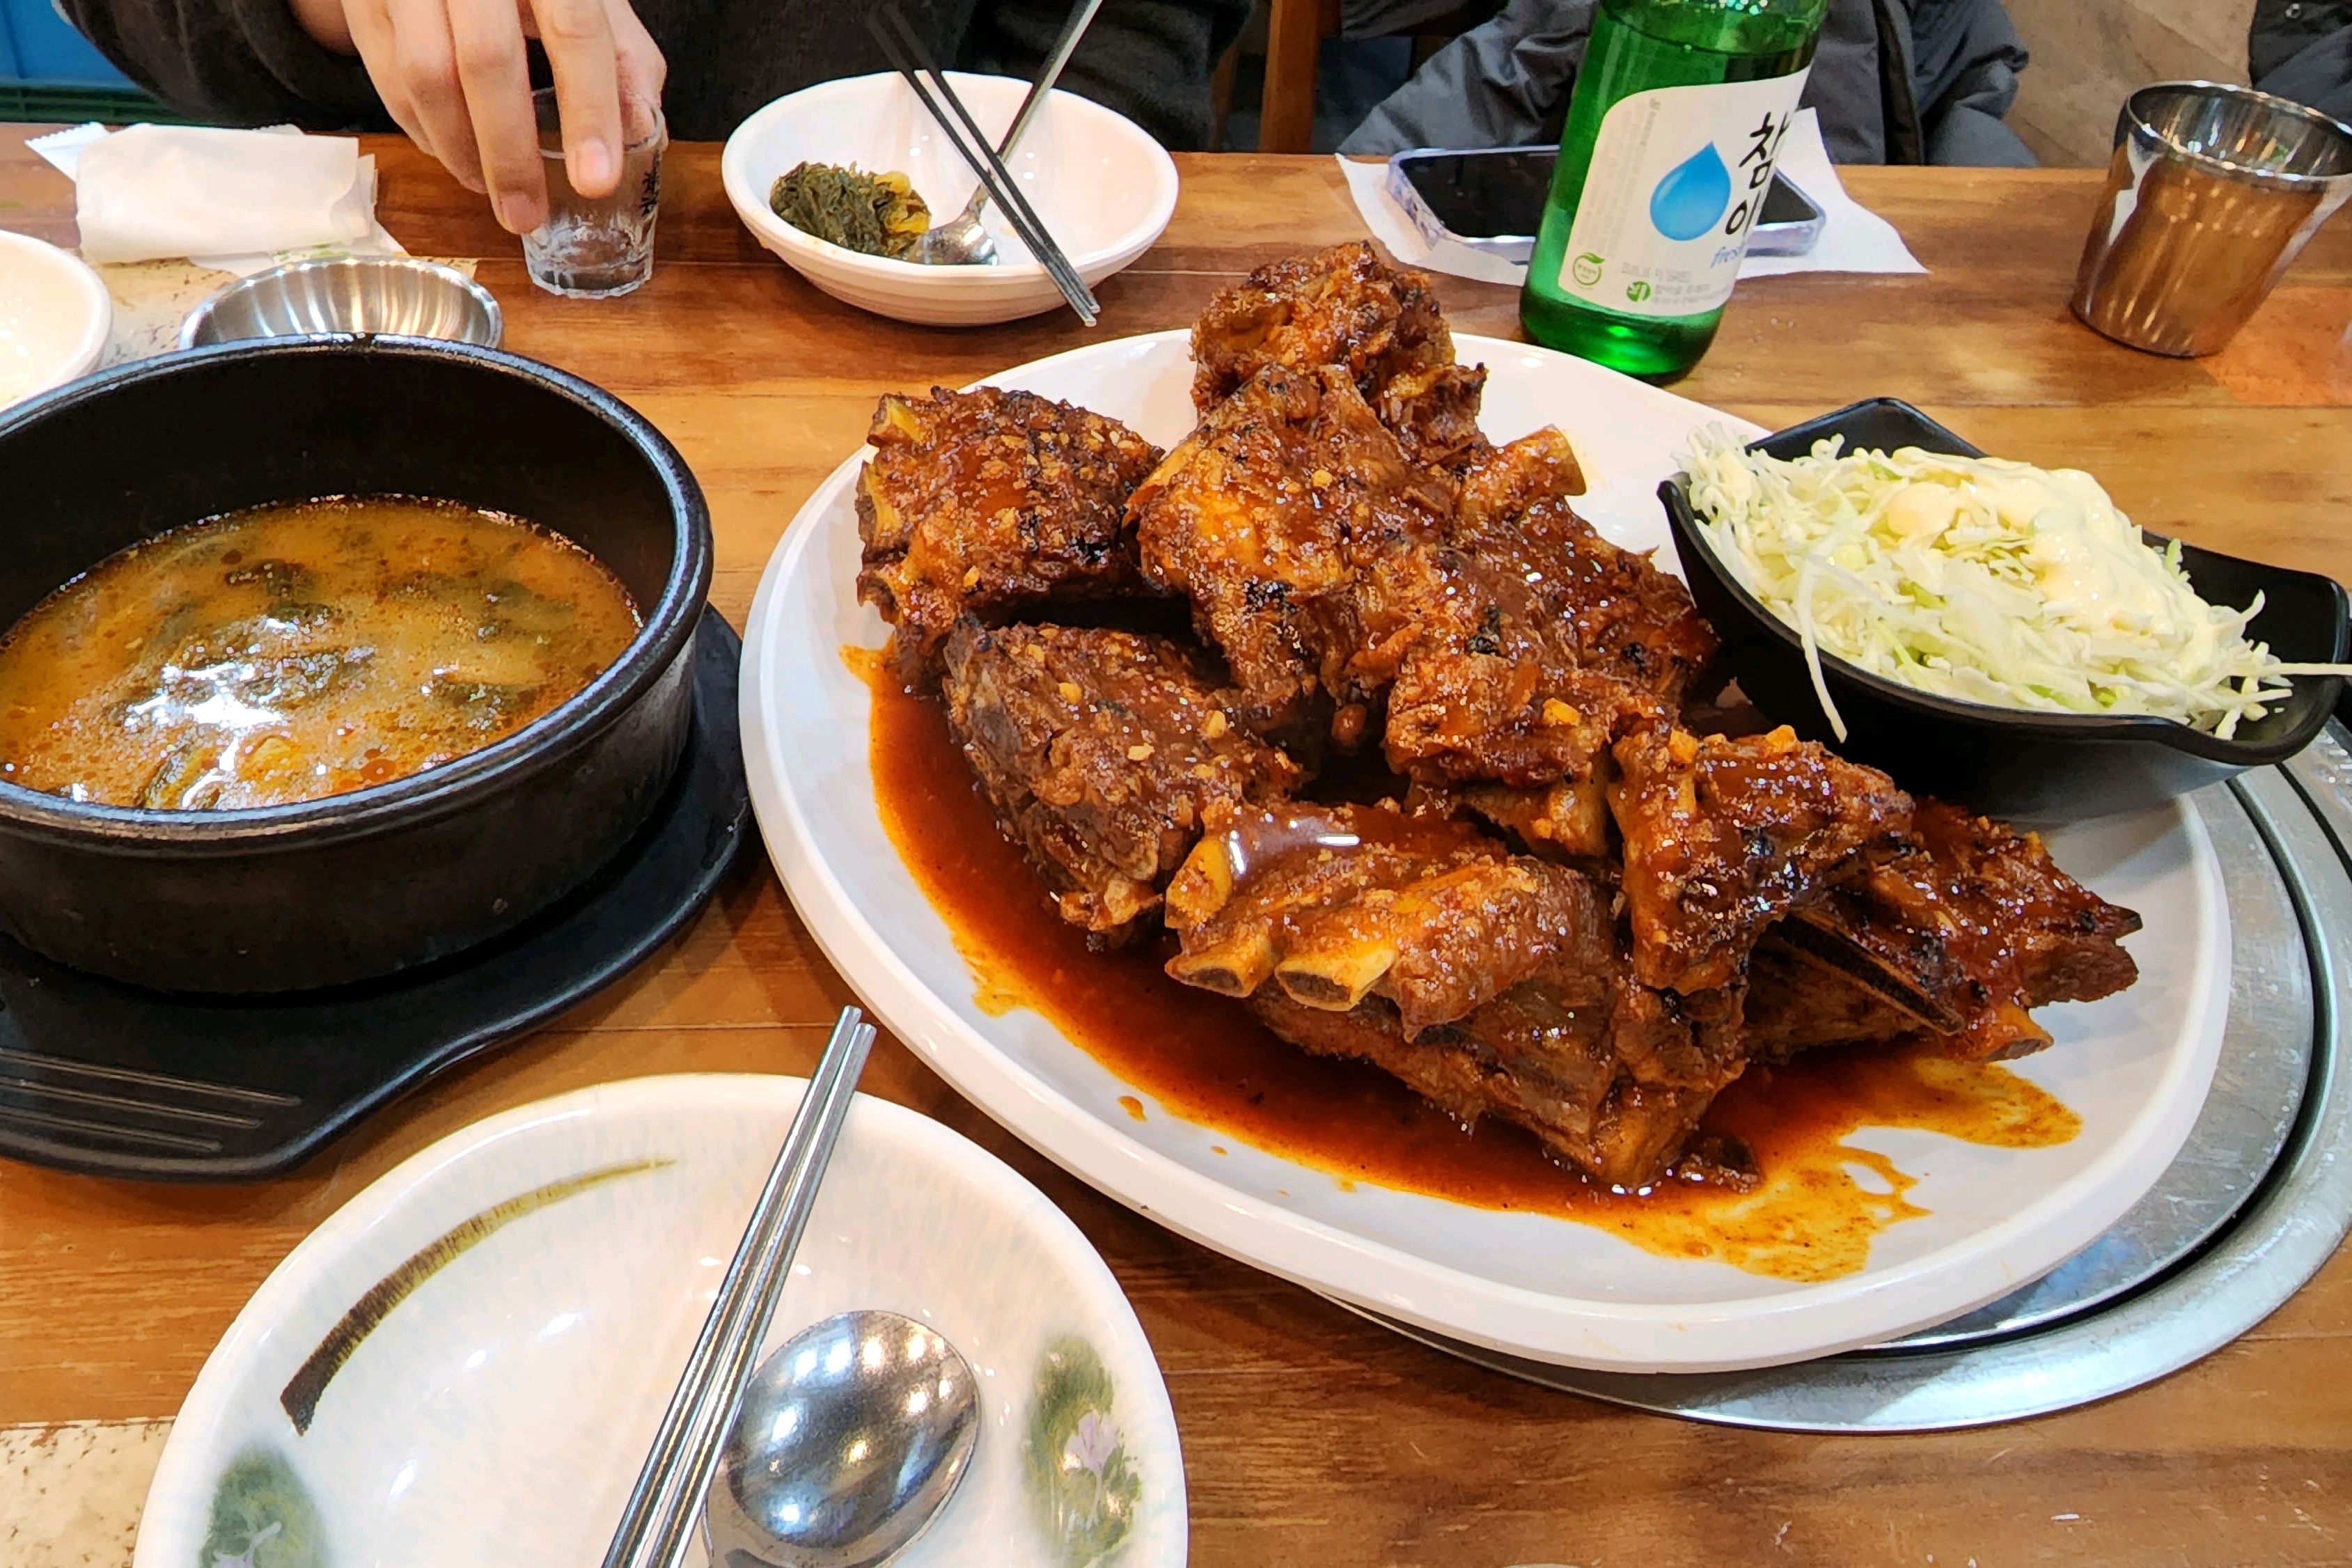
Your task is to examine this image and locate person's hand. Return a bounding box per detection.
[290,0,665,233]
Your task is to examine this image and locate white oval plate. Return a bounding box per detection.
[740,331,2229,1372]
[134,1075,1183,1568]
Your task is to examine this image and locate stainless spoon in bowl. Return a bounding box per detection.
[909,0,1106,266]
[705,1310,980,1568]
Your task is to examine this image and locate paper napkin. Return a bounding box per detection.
[1339,108,1926,288]
[29,123,405,273]
[1737,109,1926,279]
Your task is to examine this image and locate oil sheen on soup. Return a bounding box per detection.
[0,496,640,810]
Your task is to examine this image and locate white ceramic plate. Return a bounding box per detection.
[739,331,2230,1372]
[721,73,1178,326]
[0,230,109,409]
[134,1075,1183,1568]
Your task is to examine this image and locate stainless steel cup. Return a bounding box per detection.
[2071,81,2352,357]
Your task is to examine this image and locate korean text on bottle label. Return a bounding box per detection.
[1556,72,1812,318]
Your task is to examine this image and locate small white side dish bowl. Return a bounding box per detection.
[132,1074,1184,1568]
[0,230,109,410]
[721,71,1179,326]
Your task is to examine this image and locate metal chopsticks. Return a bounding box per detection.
[994,0,1107,172]
[599,1005,879,1568]
[865,3,1101,324]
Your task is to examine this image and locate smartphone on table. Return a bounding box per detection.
[1385,143,1826,263]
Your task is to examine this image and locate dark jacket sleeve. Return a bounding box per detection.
[1335,0,2035,166]
[1336,0,1594,155]
[962,0,1252,151]
[2251,0,2352,123]
[1899,0,2034,167]
[58,0,382,127]
[1337,0,1884,158]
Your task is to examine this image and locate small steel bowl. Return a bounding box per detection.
[179,256,503,350]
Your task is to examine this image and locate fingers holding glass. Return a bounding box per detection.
[384,0,489,194]
[528,0,623,197]
[608,0,667,143]
[448,0,544,230]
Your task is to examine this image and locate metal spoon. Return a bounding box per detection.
[705,1310,980,1568]
[910,0,1106,266]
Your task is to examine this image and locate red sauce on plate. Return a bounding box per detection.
[853,648,2080,1282]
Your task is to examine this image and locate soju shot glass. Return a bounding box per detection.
[523,86,666,299]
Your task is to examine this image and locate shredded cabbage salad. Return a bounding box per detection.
[1681,427,2350,742]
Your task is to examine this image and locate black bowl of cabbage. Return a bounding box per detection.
[1659,398,2349,820]
[0,337,712,993]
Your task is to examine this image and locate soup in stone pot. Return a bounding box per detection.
[0,495,640,810]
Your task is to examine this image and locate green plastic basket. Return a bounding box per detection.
[0,81,195,124]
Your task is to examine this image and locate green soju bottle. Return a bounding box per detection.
[1521,0,1829,382]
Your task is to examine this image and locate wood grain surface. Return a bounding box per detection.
[1,138,2349,1567]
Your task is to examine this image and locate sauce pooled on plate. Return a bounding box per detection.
[0,496,639,810]
[855,647,2083,1284]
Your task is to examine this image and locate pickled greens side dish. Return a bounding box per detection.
[769,162,932,259]
[1681,428,2352,740]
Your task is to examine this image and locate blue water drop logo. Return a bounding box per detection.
[1649,143,1732,242]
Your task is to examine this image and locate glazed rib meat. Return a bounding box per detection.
[1356,528,1668,789]
[857,386,1161,681]
[1163,803,1616,1030]
[856,244,2148,1198]
[1456,425,1588,523]
[1377,361,1493,471]
[1190,241,1453,416]
[941,622,1302,942]
[1189,242,1505,474]
[1219,723,1915,1185]
[1450,777,1614,867]
[1454,432,1716,708]
[1128,363,1451,745]
[1609,726,1914,995]
[1134,368,1670,795]
[1373,428,1714,845]
[1248,990,1720,1189]
[1161,801,1743,1185]
[1744,799,2142,1061]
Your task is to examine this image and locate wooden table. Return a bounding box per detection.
[3,137,2350,1567]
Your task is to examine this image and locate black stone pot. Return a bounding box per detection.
[0,337,712,993]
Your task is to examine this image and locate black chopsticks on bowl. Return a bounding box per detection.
[865,3,1101,324]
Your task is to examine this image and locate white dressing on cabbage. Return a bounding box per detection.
[1681,427,2351,742]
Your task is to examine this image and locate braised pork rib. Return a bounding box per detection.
[1189,241,1453,416]
[856,386,1161,682]
[941,622,1301,943]
[1163,803,1616,1031]
[861,244,2144,1190]
[1744,800,2142,1062]
[1128,362,1451,746]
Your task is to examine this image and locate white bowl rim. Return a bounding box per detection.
[719,70,1179,285]
[134,1071,1185,1564]
[0,228,111,400]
